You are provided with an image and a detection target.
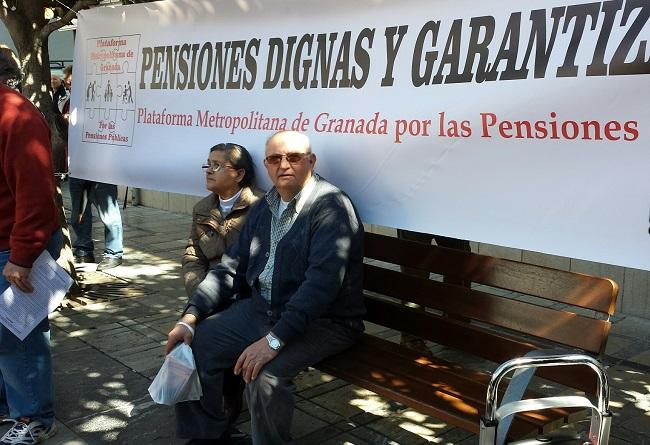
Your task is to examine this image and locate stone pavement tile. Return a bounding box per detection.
[133,284,185,301]
[124,323,169,342]
[142,241,188,254]
[131,233,187,244]
[130,223,189,235]
[437,426,476,444]
[619,411,650,442]
[309,385,400,419]
[295,399,347,425]
[117,346,165,374]
[610,315,650,341]
[53,345,152,424]
[52,332,182,444]
[359,410,455,444]
[295,368,338,392]
[297,378,350,400]
[51,326,93,355]
[294,425,353,445]
[315,431,374,445]
[626,350,650,368]
[131,312,182,336]
[349,421,427,444]
[606,333,644,360]
[607,365,650,409]
[68,403,182,445]
[112,341,165,360]
[79,328,159,354]
[608,437,639,444]
[45,420,89,445]
[237,404,330,441]
[105,261,181,285]
[128,292,187,308]
[292,406,331,438]
[609,425,650,445]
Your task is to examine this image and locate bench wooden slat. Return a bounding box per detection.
[364,296,600,394]
[364,232,618,315]
[319,336,568,439]
[365,264,612,354]
[345,335,577,425]
[315,232,617,441]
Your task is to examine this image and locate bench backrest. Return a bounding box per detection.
[363,232,619,393]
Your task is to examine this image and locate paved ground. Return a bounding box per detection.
[27,190,650,444]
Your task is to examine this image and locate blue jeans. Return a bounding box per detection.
[69,178,123,257]
[0,230,63,426]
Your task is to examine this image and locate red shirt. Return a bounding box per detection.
[0,84,59,267]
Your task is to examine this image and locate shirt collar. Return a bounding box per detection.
[266,174,318,218]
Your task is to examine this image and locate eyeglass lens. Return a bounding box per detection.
[202,162,223,172]
[265,153,309,165]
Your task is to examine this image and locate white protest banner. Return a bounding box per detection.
[68,0,650,270]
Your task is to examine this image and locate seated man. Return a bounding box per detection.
[167,131,365,445]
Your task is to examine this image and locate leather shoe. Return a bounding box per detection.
[96,256,122,271]
[74,253,95,264]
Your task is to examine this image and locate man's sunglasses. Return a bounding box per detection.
[264,153,311,165]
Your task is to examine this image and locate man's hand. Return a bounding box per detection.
[2,261,33,293]
[234,337,279,383]
[165,314,198,354]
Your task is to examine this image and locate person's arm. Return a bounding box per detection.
[1,94,57,292]
[183,229,250,319]
[165,202,260,353]
[181,216,210,296]
[3,99,57,267]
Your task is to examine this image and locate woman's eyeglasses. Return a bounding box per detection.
[202,162,235,173]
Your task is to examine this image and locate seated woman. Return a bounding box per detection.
[181,142,260,436]
[183,143,259,295]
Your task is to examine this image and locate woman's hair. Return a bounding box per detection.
[209,143,256,188]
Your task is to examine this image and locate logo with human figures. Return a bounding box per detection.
[83,35,140,146]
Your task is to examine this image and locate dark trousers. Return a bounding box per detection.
[175,297,359,444]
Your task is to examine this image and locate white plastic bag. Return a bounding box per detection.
[148,343,202,405]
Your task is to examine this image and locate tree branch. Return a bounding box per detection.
[40,0,99,39]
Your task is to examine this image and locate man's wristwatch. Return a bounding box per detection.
[266,332,282,351]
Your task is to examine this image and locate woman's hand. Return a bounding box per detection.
[165,314,198,354]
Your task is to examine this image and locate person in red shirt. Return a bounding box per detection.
[0,49,62,445]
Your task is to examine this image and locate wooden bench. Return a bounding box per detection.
[317,232,619,441]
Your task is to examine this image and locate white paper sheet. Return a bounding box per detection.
[0,251,73,340]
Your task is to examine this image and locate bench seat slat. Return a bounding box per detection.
[365,297,600,394]
[364,232,618,315]
[346,335,576,423]
[319,335,572,439]
[365,264,612,354]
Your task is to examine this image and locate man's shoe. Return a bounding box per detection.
[73,252,95,264]
[0,419,57,444]
[96,256,122,271]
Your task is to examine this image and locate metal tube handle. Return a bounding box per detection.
[484,353,610,422]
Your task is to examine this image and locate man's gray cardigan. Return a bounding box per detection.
[185,176,365,344]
